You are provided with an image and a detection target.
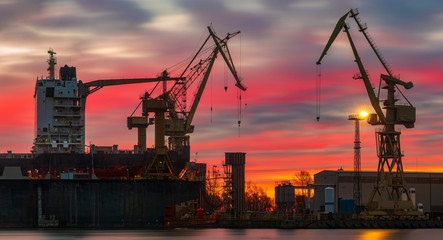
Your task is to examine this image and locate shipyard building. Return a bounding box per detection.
[313,170,443,213]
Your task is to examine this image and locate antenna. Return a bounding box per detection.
[47,48,57,80]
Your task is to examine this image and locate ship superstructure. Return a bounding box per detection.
[32,49,190,155]
[33,50,84,154]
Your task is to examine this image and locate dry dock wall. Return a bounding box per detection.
[0,180,200,227]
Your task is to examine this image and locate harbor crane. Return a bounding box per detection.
[316,9,419,216]
[130,26,246,177]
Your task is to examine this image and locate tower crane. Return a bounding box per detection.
[316,9,419,216]
[131,26,246,177]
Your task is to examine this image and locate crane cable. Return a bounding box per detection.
[224,62,228,91]
[210,72,213,123]
[316,64,322,121]
[237,88,242,137]
[240,33,247,109]
[245,90,248,109]
[237,33,243,136]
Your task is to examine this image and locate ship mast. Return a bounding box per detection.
[47,49,56,80]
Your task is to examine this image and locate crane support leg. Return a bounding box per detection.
[143,110,175,178]
[143,146,175,178]
[367,130,416,213]
[137,127,146,153]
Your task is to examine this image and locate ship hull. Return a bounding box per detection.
[0,179,200,227]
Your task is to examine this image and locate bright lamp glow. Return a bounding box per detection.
[359,111,369,118]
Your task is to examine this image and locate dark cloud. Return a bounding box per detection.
[260,0,296,10]
[0,1,44,29]
[29,0,153,33]
[173,0,273,37]
[361,0,441,28]
[76,0,149,24]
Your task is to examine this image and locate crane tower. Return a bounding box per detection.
[316,9,420,216]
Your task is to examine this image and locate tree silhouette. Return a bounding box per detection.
[293,170,312,197]
[245,181,273,212]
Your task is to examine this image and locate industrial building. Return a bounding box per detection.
[313,170,443,214]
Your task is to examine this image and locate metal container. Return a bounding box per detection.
[325,187,334,213]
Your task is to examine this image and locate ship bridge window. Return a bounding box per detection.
[46,87,54,97]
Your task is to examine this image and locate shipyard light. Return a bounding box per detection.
[359,111,369,118]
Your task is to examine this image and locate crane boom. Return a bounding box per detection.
[183,26,246,132]
[164,26,246,135]
[184,53,217,133]
[316,11,350,65]
[208,27,246,91]
[82,77,182,96]
[316,10,386,124]
[343,25,387,124]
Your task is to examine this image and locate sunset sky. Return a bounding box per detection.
[0,0,442,194]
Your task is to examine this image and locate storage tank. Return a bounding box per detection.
[275,181,295,213]
[417,203,423,213]
[325,187,334,213]
[401,189,407,201]
[410,188,416,208]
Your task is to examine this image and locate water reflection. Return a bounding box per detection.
[359,230,396,240]
[0,229,442,240]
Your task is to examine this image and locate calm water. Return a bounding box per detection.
[0,229,442,240]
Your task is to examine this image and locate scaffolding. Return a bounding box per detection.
[223,152,246,216]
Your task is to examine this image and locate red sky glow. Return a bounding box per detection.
[1,0,443,197]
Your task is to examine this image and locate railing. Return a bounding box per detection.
[351,8,394,76]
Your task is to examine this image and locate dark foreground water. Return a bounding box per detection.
[0,229,442,240]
